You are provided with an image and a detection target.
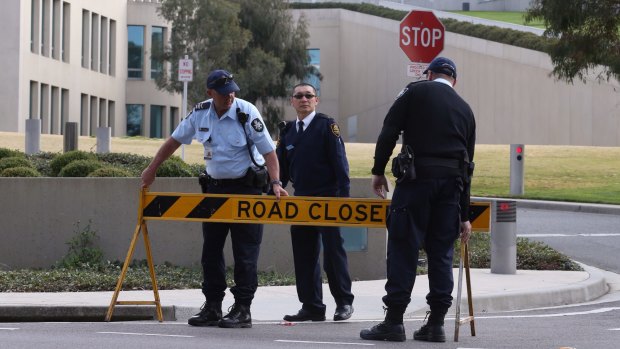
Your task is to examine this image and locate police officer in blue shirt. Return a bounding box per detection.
[360,57,476,342]
[277,83,355,323]
[141,69,288,329]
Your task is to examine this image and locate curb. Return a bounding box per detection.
[472,197,620,216]
[470,265,609,313]
[0,305,176,322]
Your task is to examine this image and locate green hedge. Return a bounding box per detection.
[289,2,552,54]
[1,166,41,177]
[0,147,200,178]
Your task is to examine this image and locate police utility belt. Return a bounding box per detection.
[199,167,269,191]
[391,145,474,184]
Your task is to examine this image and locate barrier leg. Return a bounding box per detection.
[464,243,476,336]
[141,223,163,322]
[105,223,143,322]
[454,242,475,341]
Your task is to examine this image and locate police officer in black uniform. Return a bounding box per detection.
[360,57,476,342]
[277,83,355,322]
[141,69,288,329]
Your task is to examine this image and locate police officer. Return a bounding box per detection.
[277,83,355,322]
[141,69,288,329]
[360,57,476,342]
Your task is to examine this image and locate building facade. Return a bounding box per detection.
[2,1,619,146]
[1,0,180,138]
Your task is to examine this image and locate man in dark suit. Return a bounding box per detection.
[360,57,476,342]
[276,83,355,322]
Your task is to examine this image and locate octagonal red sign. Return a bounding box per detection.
[400,10,445,63]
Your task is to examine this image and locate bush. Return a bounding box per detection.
[1,166,41,177]
[58,159,103,177]
[87,166,134,177]
[156,156,194,177]
[55,220,104,269]
[26,151,56,176]
[188,162,205,176]
[0,148,24,160]
[97,152,151,176]
[49,150,97,176]
[0,156,33,172]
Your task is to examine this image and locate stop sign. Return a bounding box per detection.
[400,10,445,63]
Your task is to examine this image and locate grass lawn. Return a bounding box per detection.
[2,132,619,205]
[450,11,546,29]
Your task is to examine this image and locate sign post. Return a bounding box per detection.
[178,55,193,160]
[399,10,445,78]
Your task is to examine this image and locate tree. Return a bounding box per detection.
[525,0,620,83]
[156,0,312,130]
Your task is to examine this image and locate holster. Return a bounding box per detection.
[391,145,416,183]
[245,167,270,193]
[198,171,209,193]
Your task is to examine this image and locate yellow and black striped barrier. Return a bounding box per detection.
[106,189,490,322]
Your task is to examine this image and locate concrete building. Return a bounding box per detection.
[1,0,180,138]
[2,1,619,146]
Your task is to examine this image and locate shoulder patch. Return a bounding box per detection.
[194,101,211,111]
[251,118,265,132]
[330,123,341,137]
[395,87,408,100]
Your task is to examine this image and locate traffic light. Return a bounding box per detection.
[510,144,524,195]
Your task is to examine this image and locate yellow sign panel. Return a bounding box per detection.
[143,192,390,228]
[469,201,491,232]
[141,192,491,230]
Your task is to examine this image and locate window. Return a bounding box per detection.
[127,25,144,79]
[62,1,70,62]
[169,107,179,135]
[304,49,321,96]
[151,27,164,79]
[82,10,90,68]
[150,105,164,138]
[126,104,143,136]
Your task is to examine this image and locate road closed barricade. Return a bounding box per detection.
[106,189,490,323]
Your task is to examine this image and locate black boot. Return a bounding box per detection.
[359,307,406,342]
[218,303,252,328]
[413,310,446,342]
[188,301,222,327]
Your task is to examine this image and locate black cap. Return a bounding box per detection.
[422,57,457,78]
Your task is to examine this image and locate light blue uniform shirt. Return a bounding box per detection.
[172,98,276,179]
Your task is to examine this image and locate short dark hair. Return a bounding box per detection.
[292,83,317,95]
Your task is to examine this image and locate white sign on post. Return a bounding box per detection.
[407,62,428,79]
[178,58,193,82]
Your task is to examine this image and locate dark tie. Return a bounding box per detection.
[297,121,304,134]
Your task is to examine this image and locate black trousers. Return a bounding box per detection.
[382,177,461,313]
[290,224,354,313]
[201,182,263,306]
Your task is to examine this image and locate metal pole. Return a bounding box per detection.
[180,55,189,161]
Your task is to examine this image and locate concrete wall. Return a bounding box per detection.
[2,0,181,136]
[288,9,620,146]
[0,178,388,280]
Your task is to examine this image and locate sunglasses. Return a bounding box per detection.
[292,93,316,100]
[212,75,234,86]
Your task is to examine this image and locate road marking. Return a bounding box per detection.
[275,339,375,346]
[518,233,620,237]
[0,328,19,331]
[97,331,194,338]
[476,307,620,319]
[609,328,620,331]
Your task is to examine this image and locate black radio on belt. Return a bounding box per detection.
[391,145,416,183]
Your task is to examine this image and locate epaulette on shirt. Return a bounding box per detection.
[193,101,211,111]
[395,80,426,100]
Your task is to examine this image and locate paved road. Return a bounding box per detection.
[517,208,620,273]
[2,297,620,349]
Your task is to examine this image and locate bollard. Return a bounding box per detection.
[490,200,517,274]
[509,144,525,195]
[96,127,111,154]
[25,119,41,155]
[64,122,79,152]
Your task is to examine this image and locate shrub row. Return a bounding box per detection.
[0,147,201,178]
[290,2,553,54]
